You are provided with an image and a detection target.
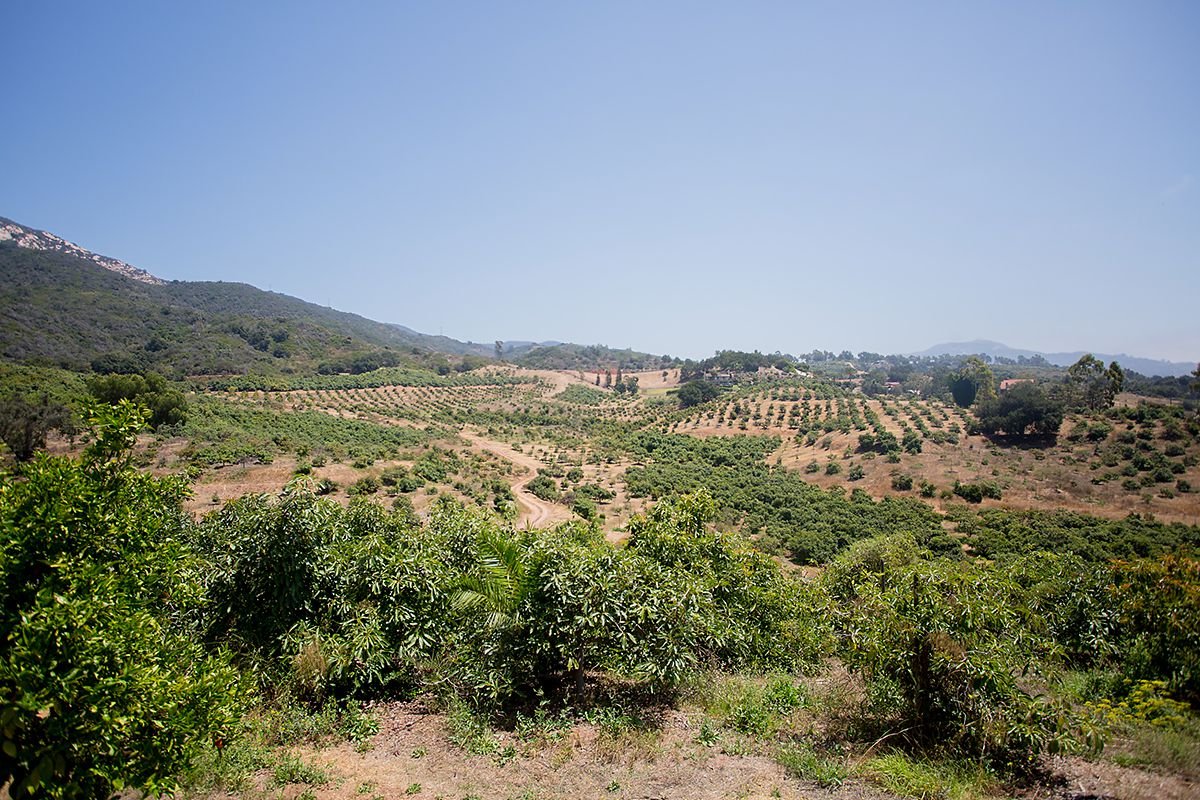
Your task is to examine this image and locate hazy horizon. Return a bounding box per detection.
[3,2,1197,362]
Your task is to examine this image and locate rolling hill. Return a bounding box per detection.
[0,216,679,377]
[0,217,486,377]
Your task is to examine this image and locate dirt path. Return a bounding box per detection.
[461,430,573,529]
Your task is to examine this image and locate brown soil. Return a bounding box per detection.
[245,702,900,800]
[1036,754,1199,800]
[205,703,1198,800]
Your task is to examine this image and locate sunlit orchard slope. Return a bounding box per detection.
[666,382,1200,526]
[5,403,1199,800]
[161,369,1200,546]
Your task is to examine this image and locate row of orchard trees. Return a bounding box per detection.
[2,403,1197,797]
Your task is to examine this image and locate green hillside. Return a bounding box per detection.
[0,240,478,377]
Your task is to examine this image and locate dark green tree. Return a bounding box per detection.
[0,394,70,462]
[676,380,719,408]
[974,382,1064,438]
[948,356,996,407]
[1066,354,1124,411]
[86,372,187,429]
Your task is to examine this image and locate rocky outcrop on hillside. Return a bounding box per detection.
[0,217,163,285]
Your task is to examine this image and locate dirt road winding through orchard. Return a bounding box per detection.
[461,431,573,529]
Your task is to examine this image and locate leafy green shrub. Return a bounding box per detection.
[1109,555,1200,703]
[0,402,245,799]
[725,692,773,736]
[626,492,833,673]
[822,534,924,603]
[571,496,598,520]
[413,449,459,483]
[526,475,561,502]
[575,482,615,501]
[891,474,914,491]
[952,481,1001,503]
[836,558,1087,770]
[348,476,380,496]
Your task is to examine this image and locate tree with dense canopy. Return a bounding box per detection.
[974,382,1064,438]
[676,380,721,408]
[1065,354,1125,411]
[86,371,187,429]
[0,394,71,461]
[948,356,997,407]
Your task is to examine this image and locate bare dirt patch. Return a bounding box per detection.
[1035,754,1199,800]
[252,702,900,800]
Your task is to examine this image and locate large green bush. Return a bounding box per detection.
[0,403,244,799]
[829,546,1088,770]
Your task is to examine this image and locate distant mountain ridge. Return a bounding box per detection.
[0,217,164,285]
[916,340,1195,378]
[6,215,1187,379]
[0,215,656,375]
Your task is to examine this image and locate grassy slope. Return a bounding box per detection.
[0,243,478,376]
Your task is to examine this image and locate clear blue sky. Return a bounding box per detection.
[3,1,1197,362]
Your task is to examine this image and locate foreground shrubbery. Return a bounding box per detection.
[2,405,1198,797]
[194,482,829,708]
[0,404,245,798]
